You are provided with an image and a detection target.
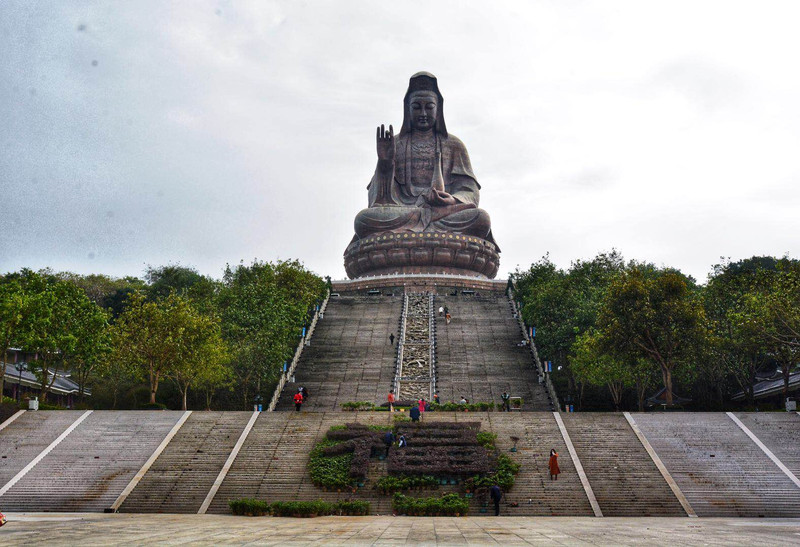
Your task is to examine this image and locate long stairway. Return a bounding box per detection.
[733,412,800,477]
[120,411,253,513]
[0,410,86,488]
[634,412,800,517]
[275,295,402,411]
[0,411,181,512]
[434,294,550,410]
[561,413,685,516]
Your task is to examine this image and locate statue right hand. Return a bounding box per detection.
[376,124,395,162]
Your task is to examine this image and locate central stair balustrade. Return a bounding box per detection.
[396,293,435,401]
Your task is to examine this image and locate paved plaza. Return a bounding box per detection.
[2,513,800,546]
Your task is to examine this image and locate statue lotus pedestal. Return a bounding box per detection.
[344,231,500,279]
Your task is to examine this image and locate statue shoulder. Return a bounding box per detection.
[441,133,468,151]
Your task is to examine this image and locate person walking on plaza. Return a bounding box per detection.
[293,390,303,411]
[389,333,395,346]
[387,390,395,412]
[501,391,510,412]
[549,448,561,480]
[490,484,503,516]
[383,430,396,457]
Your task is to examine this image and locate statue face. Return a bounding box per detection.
[409,92,438,132]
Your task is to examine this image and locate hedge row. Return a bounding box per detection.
[374,475,439,494]
[392,493,468,516]
[229,498,369,517]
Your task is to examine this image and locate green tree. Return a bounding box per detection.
[0,277,28,398]
[598,267,706,406]
[111,292,197,405]
[168,309,228,411]
[571,330,632,410]
[218,260,326,408]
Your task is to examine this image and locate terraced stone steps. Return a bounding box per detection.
[0,411,182,512]
[0,411,85,488]
[561,413,685,516]
[733,412,800,478]
[634,412,800,517]
[120,412,253,513]
[275,295,402,411]
[433,295,551,410]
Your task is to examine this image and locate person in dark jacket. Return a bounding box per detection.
[490,484,502,516]
[409,406,421,422]
[383,430,396,457]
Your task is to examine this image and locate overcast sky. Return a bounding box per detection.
[2,1,799,283]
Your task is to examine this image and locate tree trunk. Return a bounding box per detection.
[181,383,188,411]
[150,368,159,404]
[662,366,674,406]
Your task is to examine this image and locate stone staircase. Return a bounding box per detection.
[120,411,253,513]
[0,410,85,488]
[634,412,800,517]
[433,294,551,410]
[275,295,402,411]
[3,410,800,516]
[561,413,685,516]
[733,412,800,477]
[0,411,181,512]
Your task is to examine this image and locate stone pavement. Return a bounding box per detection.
[2,513,800,546]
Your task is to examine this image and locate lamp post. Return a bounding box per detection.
[15,363,26,402]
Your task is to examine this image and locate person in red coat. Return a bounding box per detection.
[549,448,560,480]
[294,391,303,411]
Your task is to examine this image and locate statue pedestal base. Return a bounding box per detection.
[344,232,500,279]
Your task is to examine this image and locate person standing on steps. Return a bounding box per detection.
[293,390,303,411]
[387,389,395,412]
[438,305,444,317]
[383,430,396,457]
[300,386,309,403]
[490,484,503,516]
[549,448,560,480]
[409,405,421,422]
[418,398,426,416]
[389,333,395,346]
[433,391,440,404]
[501,391,510,412]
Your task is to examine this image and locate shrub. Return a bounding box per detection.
[476,432,497,449]
[340,401,375,411]
[139,402,168,410]
[308,439,355,489]
[271,500,335,517]
[471,454,521,490]
[375,475,439,494]
[392,493,468,516]
[229,498,271,516]
[336,500,370,516]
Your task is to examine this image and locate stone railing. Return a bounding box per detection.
[267,290,330,412]
[397,293,434,401]
[429,293,437,396]
[392,293,409,396]
[508,293,561,412]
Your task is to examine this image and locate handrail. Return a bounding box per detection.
[508,293,561,412]
[392,292,408,397]
[267,289,330,411]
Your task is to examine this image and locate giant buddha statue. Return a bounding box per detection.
[344,72,500,279]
